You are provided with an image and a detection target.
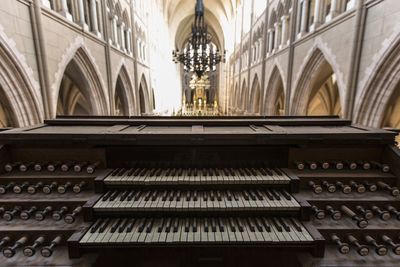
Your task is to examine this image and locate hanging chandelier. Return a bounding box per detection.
[172,0,225,78]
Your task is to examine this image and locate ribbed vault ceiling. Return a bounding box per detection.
[163,0,239,50]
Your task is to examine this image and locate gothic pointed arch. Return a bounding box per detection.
[139,75,150,115]
[56,47,108,116]
[291,48,342,116]
[114,65,134,116]
[0,31,42,127]
[355,33,400,128]
[264,66,285,115]
[240,79,247,111]
[232,82,239,108]
[249,75,261,114]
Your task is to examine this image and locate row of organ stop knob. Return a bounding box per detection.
[331,234,400,256]
[0,236,62,258]
[308,180,399,196]
[312,204,400,227]
[0,181,87,194]
[0,206,82,223]
[295,161,390,172]
[3,161,100,174]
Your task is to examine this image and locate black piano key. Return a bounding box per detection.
[214,168,220,177]
[192,218,197,232]
[281,190,292,200]
[204,218,209,232]
[126,218,136,233]
[111,218,121,233]
[255,190,264,200]
[271,190,281,200]
[216,191,222,201]
[118,218,128,233]
[146,218,154,233]
[226,190,233,201]
[127,168,135,176]
[264,190,274,200]
[278,218,290,232]
[193,191,198,201]
[236,218,244,232]
[261,218,271,232]
[173,218,179,232]
[184,218,190,232]
[111,168,120,176]
[243,191,250,201]
[176,191,181,201]
[168,190,175,201]
[138,219,146,233]
[259,168,267,176]
[139,168,147,176]
[247,218,256,232]
[117,168,127,176]
[186,191,191,201]
[202,168,207,176]
[119,191,128,201]
[210,191,215,201]
[151,190,158,201]
[102,191,112,201]
[109,191,119,201]
[158,218,165,233]
[290,218,302,232]
[211,218,217,232]
[203,191,208,201]
[127,191,135,201]
[134,191,142,201]
[165,218,172,232]
[255,218,264,232]
[229,217,236,232]
[144,191,151,201]
[272,218,283,232]
[98,218,110,233]
[218,218,225,232]
[249,190,257,201]
[161,190,168,201]
[90,219,103,233]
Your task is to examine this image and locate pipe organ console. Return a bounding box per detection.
[0,116,399,266]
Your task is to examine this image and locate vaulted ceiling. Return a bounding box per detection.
[162,0,240,50]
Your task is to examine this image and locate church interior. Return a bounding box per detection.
[0,0,399,266]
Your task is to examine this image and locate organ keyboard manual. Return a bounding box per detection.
[0,116,399,267]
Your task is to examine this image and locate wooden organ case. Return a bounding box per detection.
[0,116,399,267]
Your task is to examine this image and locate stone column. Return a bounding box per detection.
[89,0,100,37]
[267,29,273,54]
[77,0,88,30]
[120,23,126,52]
[326,0,339,21]
[112,15,119,47]
[299,0,309,36]
[274,22,281,50]
[59,0,73,21]
[126,28,132,54]
[280,15,289,47]
[310,0,322,31]
[42,0,51,9]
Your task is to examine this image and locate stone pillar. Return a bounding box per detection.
[310,0,322,31]
[274,22,281,50]
[326,0,339,21]
[120,23,126,52]
[299,0,309,37]
[89,0,100,37]
[112,15,119,47]
[126,28,132,54]
[59,0,73,21]
[76,0,88,30]
[42,0,51,9]
[280,15,289,47]
[267,29,273,54]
